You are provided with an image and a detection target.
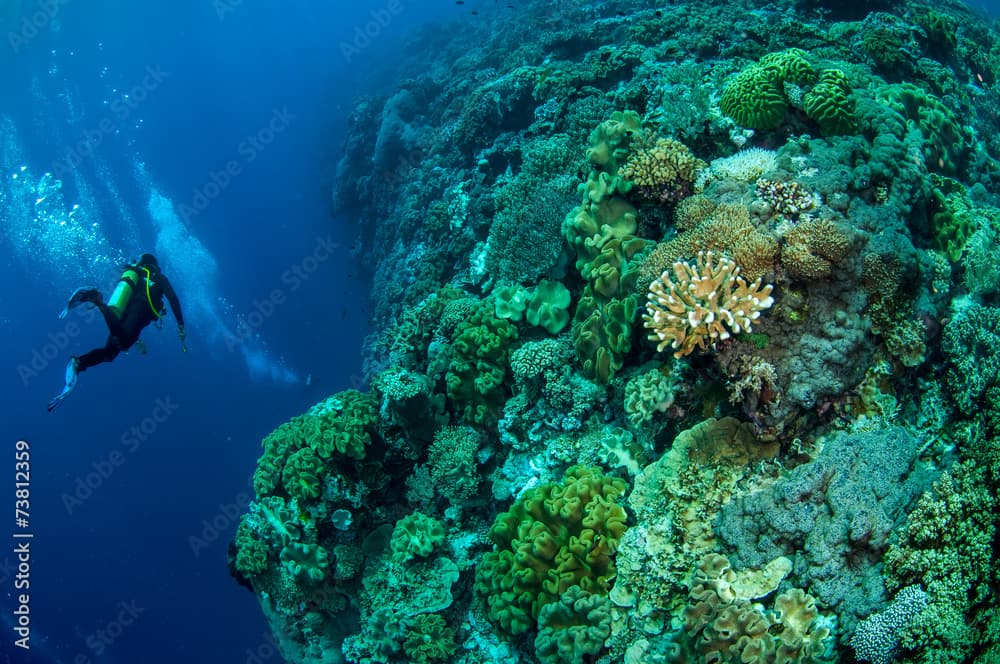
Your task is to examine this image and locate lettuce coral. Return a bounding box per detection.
[475,465,628,635]
[534,585,612,664]
[446,305,518,425]
[390,512,446,564]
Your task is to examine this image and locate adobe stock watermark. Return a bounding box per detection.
[223,234,340,352]
[340,0,405,63]
[51,65,169,178]
[61,396,180,515]
[178,107,295,225]
[187,487,251,558]
[73,600,145,664]
[7,0,71,54]
[244,631,282,664]
[213,0,243,20]
[16,305,99,388]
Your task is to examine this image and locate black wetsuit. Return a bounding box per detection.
[78,265,184,371]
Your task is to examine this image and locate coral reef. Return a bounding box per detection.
[236,1,1000,661]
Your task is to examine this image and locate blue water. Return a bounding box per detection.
[3,1,1000,663]
[0,2,457,662]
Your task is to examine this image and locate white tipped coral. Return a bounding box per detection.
[643,251,774,358]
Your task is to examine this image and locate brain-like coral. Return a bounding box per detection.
[803,69,856,135]
[720,62,789,130]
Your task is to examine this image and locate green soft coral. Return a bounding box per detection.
[526,280,572,334]
[572,289,638,384]
[282,447,324,502]
[882,82,969,175]
[474,465,628,636]
[234,516,270,578]
[279,540,329,584]
[251,389,379,498]
[534,585,613,664]
[252,420,305,496]
[585,109,641,171]
[571,235,651,383]
[402,614,457,664]
[390,512,446,564]
[307,389,378,460]
[446,305,518,425]
[929,175,979,262]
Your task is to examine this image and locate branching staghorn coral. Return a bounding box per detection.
[643,250,775,358]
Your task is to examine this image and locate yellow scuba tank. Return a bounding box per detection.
[108,267,140,318]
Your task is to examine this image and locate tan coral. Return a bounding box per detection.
[674,193,717,231]
[781,218,851,280]
[644,251,775,358]
[638,204,778,297]
[624,366,677,426]
[683,553,834,664]
[619,138,706,205]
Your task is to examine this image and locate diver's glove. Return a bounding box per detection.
[178,325,188,353]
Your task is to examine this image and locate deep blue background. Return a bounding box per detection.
[1,1,999,663]
[0,1,463,663]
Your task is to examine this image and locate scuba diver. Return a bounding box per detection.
[48,253,186,412]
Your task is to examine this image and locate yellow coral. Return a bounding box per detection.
[644,251,775,358]
[619,138,706,204]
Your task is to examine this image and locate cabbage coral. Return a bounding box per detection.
[643,251,774,358]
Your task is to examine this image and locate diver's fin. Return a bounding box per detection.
[59,287,101,319]
[47,357,79,412]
